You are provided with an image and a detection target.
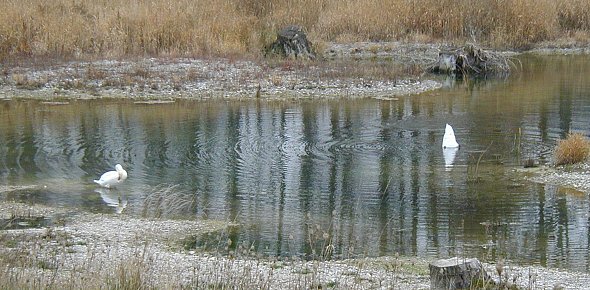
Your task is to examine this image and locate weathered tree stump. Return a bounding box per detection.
[266,25,315,59]
[430,44,512,77]
[429,257,493,289]
[436,52,458,73]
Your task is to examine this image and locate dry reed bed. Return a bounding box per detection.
[1,0,590,61]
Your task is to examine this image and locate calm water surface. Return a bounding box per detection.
[1,55,590,271]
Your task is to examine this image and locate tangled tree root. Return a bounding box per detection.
[430,44,516,77]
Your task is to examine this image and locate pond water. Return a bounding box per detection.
[1,55,590,271]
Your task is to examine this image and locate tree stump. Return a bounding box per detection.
[266,25,315,59]
[436,52,457,73]
[429,257,493,289]
[430,44,512,77]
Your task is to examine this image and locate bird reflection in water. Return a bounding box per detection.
[94,188,128,214]
[443,147,459,170]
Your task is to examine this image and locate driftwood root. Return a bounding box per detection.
[431,44,514,76]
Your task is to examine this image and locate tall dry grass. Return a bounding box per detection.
[0,0,589,61]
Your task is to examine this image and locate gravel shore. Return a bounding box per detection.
[0,42,445,101]
[0,199,433,289]
[520,161,590,195]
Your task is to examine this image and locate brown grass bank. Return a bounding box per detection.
[1,0,590,61]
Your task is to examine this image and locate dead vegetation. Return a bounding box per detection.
[137,184,197,219]
[554,133,590,166]
[0,0,590,61]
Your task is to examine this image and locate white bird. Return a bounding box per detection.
[94,164,128,188]
[442,124,460,149]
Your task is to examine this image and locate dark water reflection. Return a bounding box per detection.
[2,55,590,271]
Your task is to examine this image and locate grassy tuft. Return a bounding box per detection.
[138,184,196,219]
[106,257,148,290]
[554,133,590,166]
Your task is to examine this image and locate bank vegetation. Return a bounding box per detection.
[1,0,590,62]
[554,133,590,166]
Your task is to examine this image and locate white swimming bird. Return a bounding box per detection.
[94,164,128,188]
[442,124,460,149]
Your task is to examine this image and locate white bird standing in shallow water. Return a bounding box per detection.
[94,164,128,188]
[442,124,460,149]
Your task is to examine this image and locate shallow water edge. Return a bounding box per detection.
[0,197,588,289]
